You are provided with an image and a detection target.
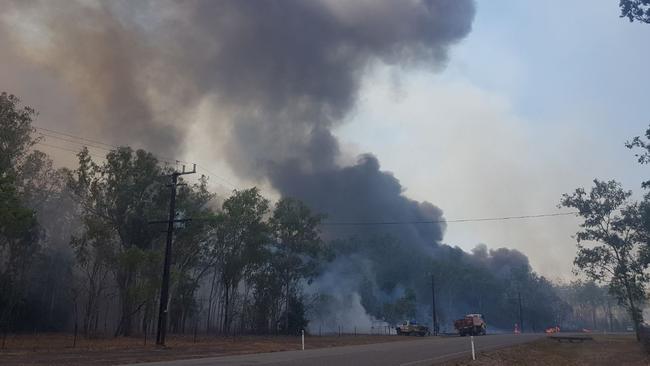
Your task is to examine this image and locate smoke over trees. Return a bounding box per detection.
[2,92,634,338]
[0,0,465,252]
[0,0,473,334]
[1,0,647,342]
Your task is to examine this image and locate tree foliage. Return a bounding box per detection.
[208,188,269,335]
[626,125,650,188]
[0,93,44,330]
[0,92,38,176]
[67,147,169,336]
[3,91,642,339]
[560,179,646,339]
[620,0,650,23]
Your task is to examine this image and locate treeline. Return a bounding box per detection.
[68,149,332,337]
[0,92,330,337]
[320,237,630,333]
[0,92,642,339]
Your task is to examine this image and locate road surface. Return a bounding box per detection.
[128,333,543,366]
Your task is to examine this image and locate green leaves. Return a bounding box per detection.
[561,179,647,336]
[626,124,650,188]
[0,92,46,329]
[619,0,650,23]
[270,197,327,282]
[211,188,270,278]
[66,146,172,336]
[0,92,38,177]
[0,175,37,242]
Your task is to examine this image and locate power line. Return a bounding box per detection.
[32,125,237,189]
[35,138,235,190]
[36,131,116,153]
[34,126,117,149]
[194,164,237,189]
[183,211,579,226]
[34,129,182,166]
[19,153,581,228]
[29,122,570,213]
[34,141,106,159]
[318,212,579,226]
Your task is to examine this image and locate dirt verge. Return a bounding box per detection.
[437,334,649,366]
[0,333,416,365]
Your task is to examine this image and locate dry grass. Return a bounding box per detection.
[438,334,650,366]
[0,333,415,365]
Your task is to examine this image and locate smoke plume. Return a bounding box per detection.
[1,0,474,211]
[1,0,476,325]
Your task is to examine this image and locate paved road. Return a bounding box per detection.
[129,334,543,366]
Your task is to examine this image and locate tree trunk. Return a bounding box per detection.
[623,277,641,341]
[83,296,92,337]
[115,270,134,337]
[142,304,149,337]
[284,275,290,335]
[606,300,614,332]
[223,281,230,336]
[592,306,597,331]
[115,293,133,337]
[206,270,218,334]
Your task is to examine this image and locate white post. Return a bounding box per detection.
[470,335,476,361]
[302,329,305,351]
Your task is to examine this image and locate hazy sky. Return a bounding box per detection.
[335,0,650,279]
[159,1,650,279]
[3,0,649,279]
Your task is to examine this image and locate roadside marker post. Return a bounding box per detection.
[302,329,305,350]
[470,336,476,361]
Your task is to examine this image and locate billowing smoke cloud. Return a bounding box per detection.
[1,0,474,204]
[1,0,475,326]
[0,1,182,153]
[272,154,446,252]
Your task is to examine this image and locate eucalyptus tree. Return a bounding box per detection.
[207,188,269,335]
[269,197,326,334]
[0,92,42,331]
[620,0,650,23]
[67,147,169,336]
[560,179,646,340]
[166,175,215,333]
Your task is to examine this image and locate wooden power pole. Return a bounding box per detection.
[153,164,195,346]
[431,274,438,336]
[518,291,524,333]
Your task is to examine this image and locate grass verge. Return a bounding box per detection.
[438,334,649,365]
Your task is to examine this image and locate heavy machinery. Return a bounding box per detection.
[396,320,429,336]
[454,314,487,336]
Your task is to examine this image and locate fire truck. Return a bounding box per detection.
[454,314,487,336]
[396,320,429,336]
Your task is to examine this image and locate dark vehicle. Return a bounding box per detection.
[396,320,429,336]
[454,314,487,336]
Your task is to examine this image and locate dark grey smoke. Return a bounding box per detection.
[1,0,474,246]
[173,0,474,247]
[178,0,476,181]
[271,154,446,250]
[0,0,180,154]
[471,244,531,278]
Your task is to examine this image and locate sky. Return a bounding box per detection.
[334,0,650,279]
[2,0,649,280]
